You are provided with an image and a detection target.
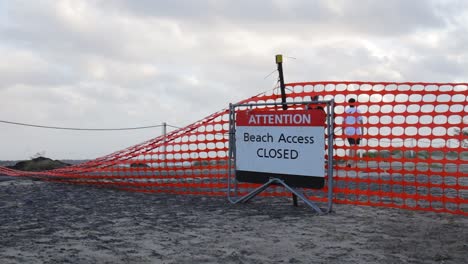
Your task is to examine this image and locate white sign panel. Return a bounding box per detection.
[235,109,326,177]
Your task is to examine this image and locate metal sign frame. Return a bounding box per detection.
[227,100,335,214]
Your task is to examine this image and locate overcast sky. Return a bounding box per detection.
[0,0,467,160]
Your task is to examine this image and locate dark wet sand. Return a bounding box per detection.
[0,176,467,264]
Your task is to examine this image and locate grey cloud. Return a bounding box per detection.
[397,55,466,82]
[106,0,447,36]
[0,46,77,88]
[329,0,446,35]
[2,1,165,62]
[443,27,468,54]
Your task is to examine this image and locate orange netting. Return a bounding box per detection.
[1,81,467,215]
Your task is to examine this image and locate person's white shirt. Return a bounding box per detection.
[344,107,363,136]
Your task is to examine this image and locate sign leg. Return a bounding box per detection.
[292,194,298,207]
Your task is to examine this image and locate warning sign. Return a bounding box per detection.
[235,109,326,178]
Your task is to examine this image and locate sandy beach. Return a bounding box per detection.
[0,175,467,264]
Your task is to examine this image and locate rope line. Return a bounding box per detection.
[0,119,175,131]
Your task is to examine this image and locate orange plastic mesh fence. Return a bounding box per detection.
[1,81,467,215]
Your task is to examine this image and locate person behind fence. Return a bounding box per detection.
[344,98,364,167]
[306,95,326,128]
[306,95,324,111]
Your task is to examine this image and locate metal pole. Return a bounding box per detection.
[161,122,167,168]
[327,100,335,213]
[276,54,288,111]
[227,104,235,202]
[276,54,296,206]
